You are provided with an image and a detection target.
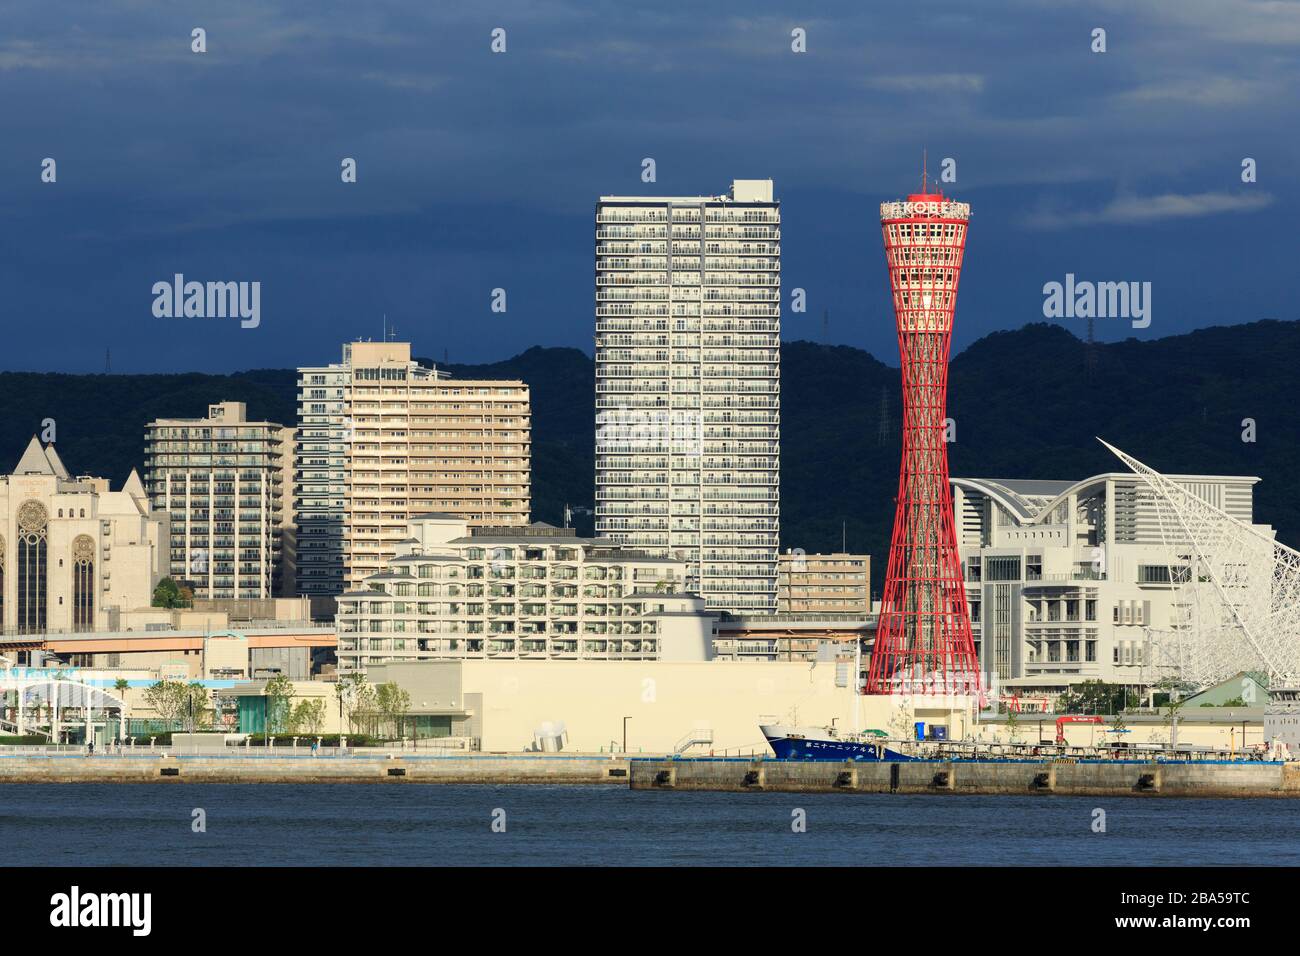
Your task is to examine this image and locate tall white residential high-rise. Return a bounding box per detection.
[295,342,532,602]
[594,179,780,613]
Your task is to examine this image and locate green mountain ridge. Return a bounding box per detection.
[3,319,1295,597]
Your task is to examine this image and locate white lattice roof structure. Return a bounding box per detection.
[1103,440,1300,687]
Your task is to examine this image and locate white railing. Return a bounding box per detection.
[673,727,714,754]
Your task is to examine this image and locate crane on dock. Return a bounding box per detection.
[1056,715,1104,745]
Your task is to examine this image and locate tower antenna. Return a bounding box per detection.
[921,148,928,194]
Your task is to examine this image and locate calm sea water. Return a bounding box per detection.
[2,784,1295,866]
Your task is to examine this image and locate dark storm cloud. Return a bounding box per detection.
[0,0,1295,371]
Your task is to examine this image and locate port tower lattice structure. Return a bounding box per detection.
[865,183,980,696]
[1103,440,1300,688]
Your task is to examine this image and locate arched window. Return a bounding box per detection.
[16,501,48,634]
[72,535,95,632]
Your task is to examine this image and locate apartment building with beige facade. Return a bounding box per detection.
[303,342,531,594]
[777,551,871,614]
[335,514,709,673]
[143,402,292,600]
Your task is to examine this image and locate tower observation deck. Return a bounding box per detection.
[866,187,980,695]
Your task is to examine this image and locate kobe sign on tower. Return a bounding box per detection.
[866,168,980,696]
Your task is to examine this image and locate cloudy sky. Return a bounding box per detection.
[1,0,1295,372]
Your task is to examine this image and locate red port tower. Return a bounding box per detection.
[866,179,980,695]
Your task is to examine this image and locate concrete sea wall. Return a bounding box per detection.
[3,752,1298,796]
[0,753,630,784]
[630,757,1300,797]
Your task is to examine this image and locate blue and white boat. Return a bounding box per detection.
[760,724,916,761]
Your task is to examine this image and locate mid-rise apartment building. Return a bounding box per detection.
[777,551,871,614]
[952,471,1269,693]
[335,514,711,672]
[594,179,780,614]
[297,342,532,597]
[144,402,292,600]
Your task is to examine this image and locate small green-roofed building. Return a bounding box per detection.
[1182,671,1269,708]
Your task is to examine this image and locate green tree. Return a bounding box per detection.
[289,699,326,735]
[334,674,370,734]
[140,681,208,731]
[143,680,186,726]
[375,682,412,739]
[151,578,184,608]
[182,683,211,732]
[264,674,296,735]
[1005,707,1021,744]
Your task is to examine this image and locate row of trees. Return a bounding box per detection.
[263,674,413,738]
[142,677,327,736]
[332,674,413,739]
[139,675,415,740]
[263,675,328,734]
